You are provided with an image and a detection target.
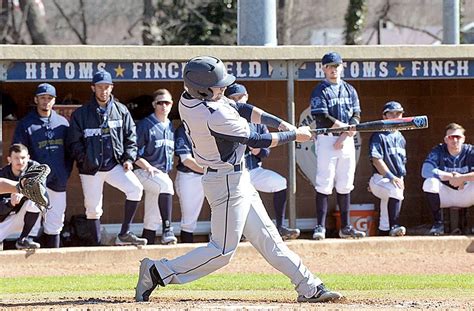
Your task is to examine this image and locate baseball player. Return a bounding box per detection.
[368,101,407,236]
[174,123,205,243]
[422,123,474,235]
[134,89,177,245]
[225,83,300,240]
[0,144,42,249]
[136,56,342,303]
[310,51,365,240]
[13,83,72,248]
[67,70,145,246]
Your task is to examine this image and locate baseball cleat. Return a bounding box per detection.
[389,225,406,237]
[339,225,366,239]
[116,231,148,246]
[297,283,343,303]
[135,258,165,302]
[161,229,178,245]
[312,225,326,240]
[15,237,40,250]
[429,222,444,236]
[278,226,301,240]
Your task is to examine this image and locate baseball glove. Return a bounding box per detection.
[16,164,51,211]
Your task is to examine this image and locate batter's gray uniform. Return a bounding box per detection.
[136,56,341,304]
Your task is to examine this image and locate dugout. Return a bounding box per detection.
[0,45,473,239]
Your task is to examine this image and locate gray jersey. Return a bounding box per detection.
[179,93,249,170]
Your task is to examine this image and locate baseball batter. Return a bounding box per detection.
[0,144,42,249]
[136,56,342,303]
[422,123,474,235]
[368,101,407,236]
[134,89,177,245]
[225,83,300,240]
[13,83,71,248]
[174,123,205,243]
[310,51,365,240]
[68,70,145,246]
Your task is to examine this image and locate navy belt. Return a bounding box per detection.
[207,163,243,173]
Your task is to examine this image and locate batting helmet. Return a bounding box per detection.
[183,56,236,100]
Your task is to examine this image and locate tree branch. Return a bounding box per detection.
[51,0,86,44]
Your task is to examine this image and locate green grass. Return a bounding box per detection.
[1,273,473,294]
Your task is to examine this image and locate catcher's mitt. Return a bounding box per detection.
[17,164,51,211]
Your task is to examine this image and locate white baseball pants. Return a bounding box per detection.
[369,174,404,231]
[315,135,355,195]
[42,188,67,235]
[249,166,287,193]
[175,171,204,233]
[152,168,322,298]
[134,168,174,231]
[0,200,42,241]
[423,177,474,208]
[80,165,143,219]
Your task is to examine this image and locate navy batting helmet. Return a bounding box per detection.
[183,56,236,100]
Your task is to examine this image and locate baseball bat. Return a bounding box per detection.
[310,115,428,135]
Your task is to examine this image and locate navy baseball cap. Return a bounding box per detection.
[35,83,56,97]
[383,101,404,114]
[322,52,343,66]
[92,70,113,84]
[225,83,247,97]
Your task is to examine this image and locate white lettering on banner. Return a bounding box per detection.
[40,62,47,79]
[145,62,151,79]
[25,62,36,79]
[65,62,75,79]
[248,61,261,77]
[458,60,469,75]
[168,62,179,78]
[379,62,388,77]
[362,62,376,77]
[236,62,246,77]
[154,62,167,78]
[97,62,106,71]
[79,62,93,79]
[50,63,61,79]
[314,62,324,79]
[350,62,359,77]
[133,62,142,78]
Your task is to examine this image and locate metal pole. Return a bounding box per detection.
[443,0,460,44]
[287,60,296,228]
[237,0,277,46]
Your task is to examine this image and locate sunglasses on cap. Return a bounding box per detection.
[445,135,464,140]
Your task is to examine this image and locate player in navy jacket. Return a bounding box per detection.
[368,101,407,237]
[13,83,71,248]
[67,70,145,246]
[421,123,474,235]
[134,89,177,245]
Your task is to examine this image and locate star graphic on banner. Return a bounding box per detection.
[114,64,125,78]
[394,63,406,76]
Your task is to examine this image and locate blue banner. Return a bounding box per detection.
[4,59,472,81]
[5,61,273,82]
[297,60,473,80]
